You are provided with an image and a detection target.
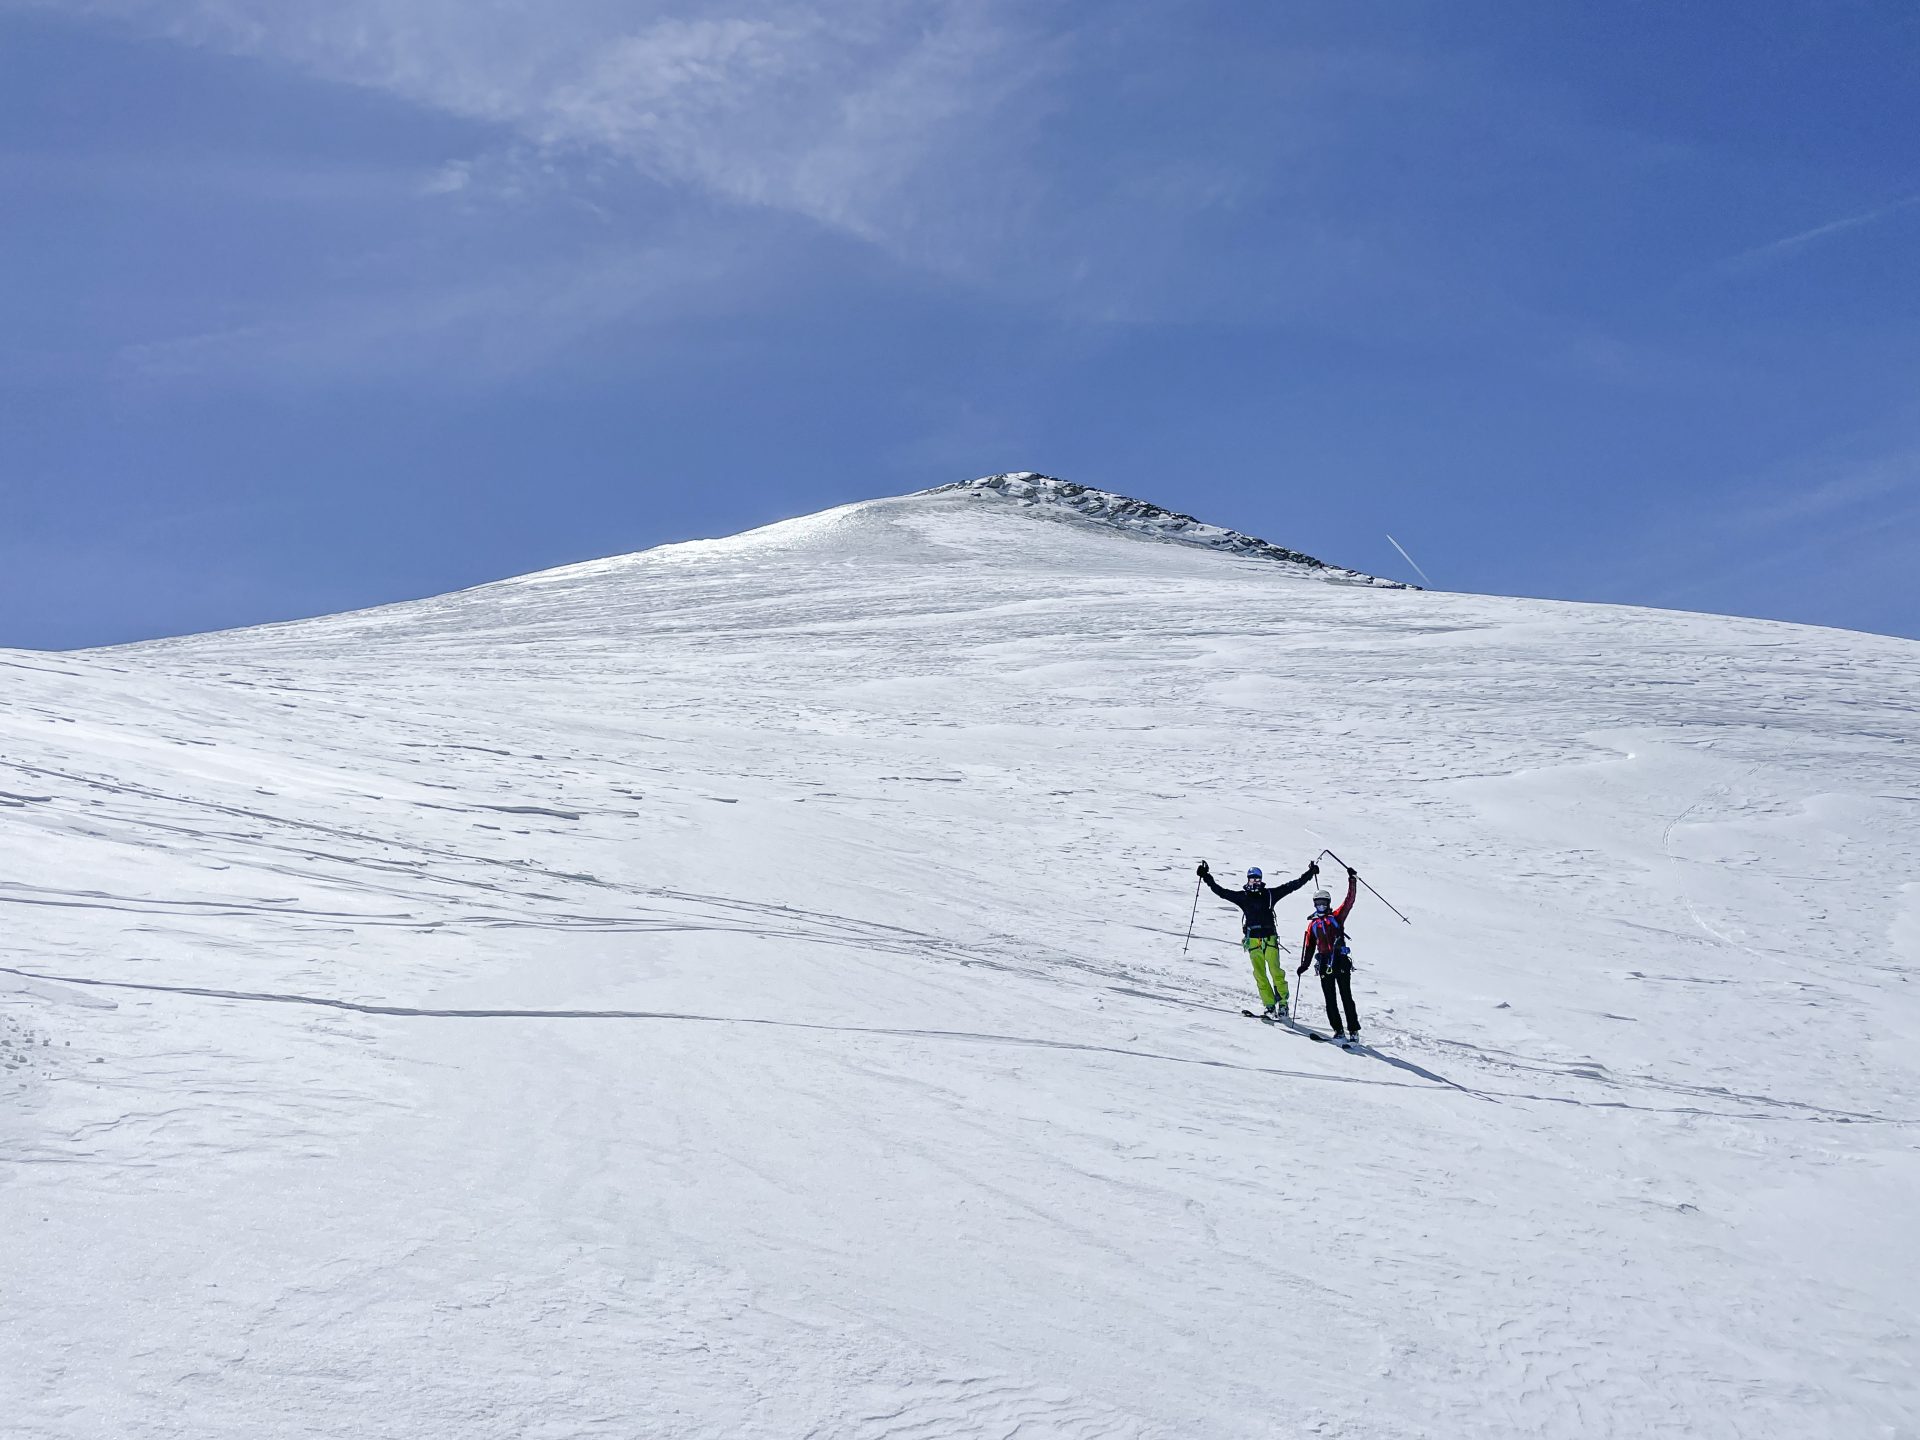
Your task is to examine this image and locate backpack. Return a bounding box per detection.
[1306,913,1352,973]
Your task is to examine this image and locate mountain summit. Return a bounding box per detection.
[920,472,1408,587]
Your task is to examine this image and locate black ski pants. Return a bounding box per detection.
[1320,964,1359,1036]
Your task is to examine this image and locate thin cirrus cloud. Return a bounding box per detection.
[19,1,1684,388]
[16,0,1103,383]
[27,0,1468,310]
[1713,191,1920,276]
[1730,444,1920,532]
[32,0,1067,269]
[112,236,757,386]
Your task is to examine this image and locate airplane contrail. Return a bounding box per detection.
[1385,533,1434,588]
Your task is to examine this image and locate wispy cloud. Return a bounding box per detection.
[1713,191,1920,276]
[1723,443,1919,532]
[0,0,1085,380]
[1625,417,1920,629]
[1646,487,1920,633]
[0,143,435,205]
[112,234,755,387]
[28,0,1062,271]
[9,0,1664,385]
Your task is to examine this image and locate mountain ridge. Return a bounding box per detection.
[919,472,1409,587]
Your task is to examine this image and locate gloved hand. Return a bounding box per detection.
[1346,865,1357,879]
[1307,861,1320,877]
[1297,961,1309,975]
[1196,861,1210,878]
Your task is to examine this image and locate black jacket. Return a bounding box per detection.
[1204,866,1316,940]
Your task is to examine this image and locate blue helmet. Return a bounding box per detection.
[1246,866,1264,885]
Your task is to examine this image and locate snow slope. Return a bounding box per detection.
[3,480,1917,1440]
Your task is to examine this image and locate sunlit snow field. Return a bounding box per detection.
[3,484,1917,1439]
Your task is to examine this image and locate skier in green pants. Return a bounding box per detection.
[1197,858,1320,1017]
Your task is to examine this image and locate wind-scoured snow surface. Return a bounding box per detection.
[3,484,1917,1439]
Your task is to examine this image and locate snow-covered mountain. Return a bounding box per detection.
[3,478,1916,1440]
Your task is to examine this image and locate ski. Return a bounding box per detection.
[1242,1009,1332,1042]
[1282,1010,1333,1043]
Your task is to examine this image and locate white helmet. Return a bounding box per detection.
[1311,889,1332,906]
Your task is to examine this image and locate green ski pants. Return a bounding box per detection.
[1245,936,1290,1011]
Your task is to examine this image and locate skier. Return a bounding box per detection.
[1299,866,1361,1042]
[1197,858,1320,1018]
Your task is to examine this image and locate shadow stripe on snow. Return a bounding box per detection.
[4,966,1906,1125]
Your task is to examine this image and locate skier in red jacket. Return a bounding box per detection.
[1298,865,1361,1041]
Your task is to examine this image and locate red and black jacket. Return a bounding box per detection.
[1301,873,1357,969]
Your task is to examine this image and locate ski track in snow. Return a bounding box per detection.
[2,487,1917,1438]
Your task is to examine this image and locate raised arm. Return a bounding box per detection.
[1334,868,1358,922]
[1269,860,1320,900]
[1198,863,1237,903]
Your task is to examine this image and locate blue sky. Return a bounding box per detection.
[3,1,1917,647]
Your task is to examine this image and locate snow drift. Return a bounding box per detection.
[2,476,1916,1439]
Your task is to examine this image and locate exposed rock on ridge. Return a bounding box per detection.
[923,472,1410,588]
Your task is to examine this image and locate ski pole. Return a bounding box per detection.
[1318,848,1412,925]
[1181,873,1202,955]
